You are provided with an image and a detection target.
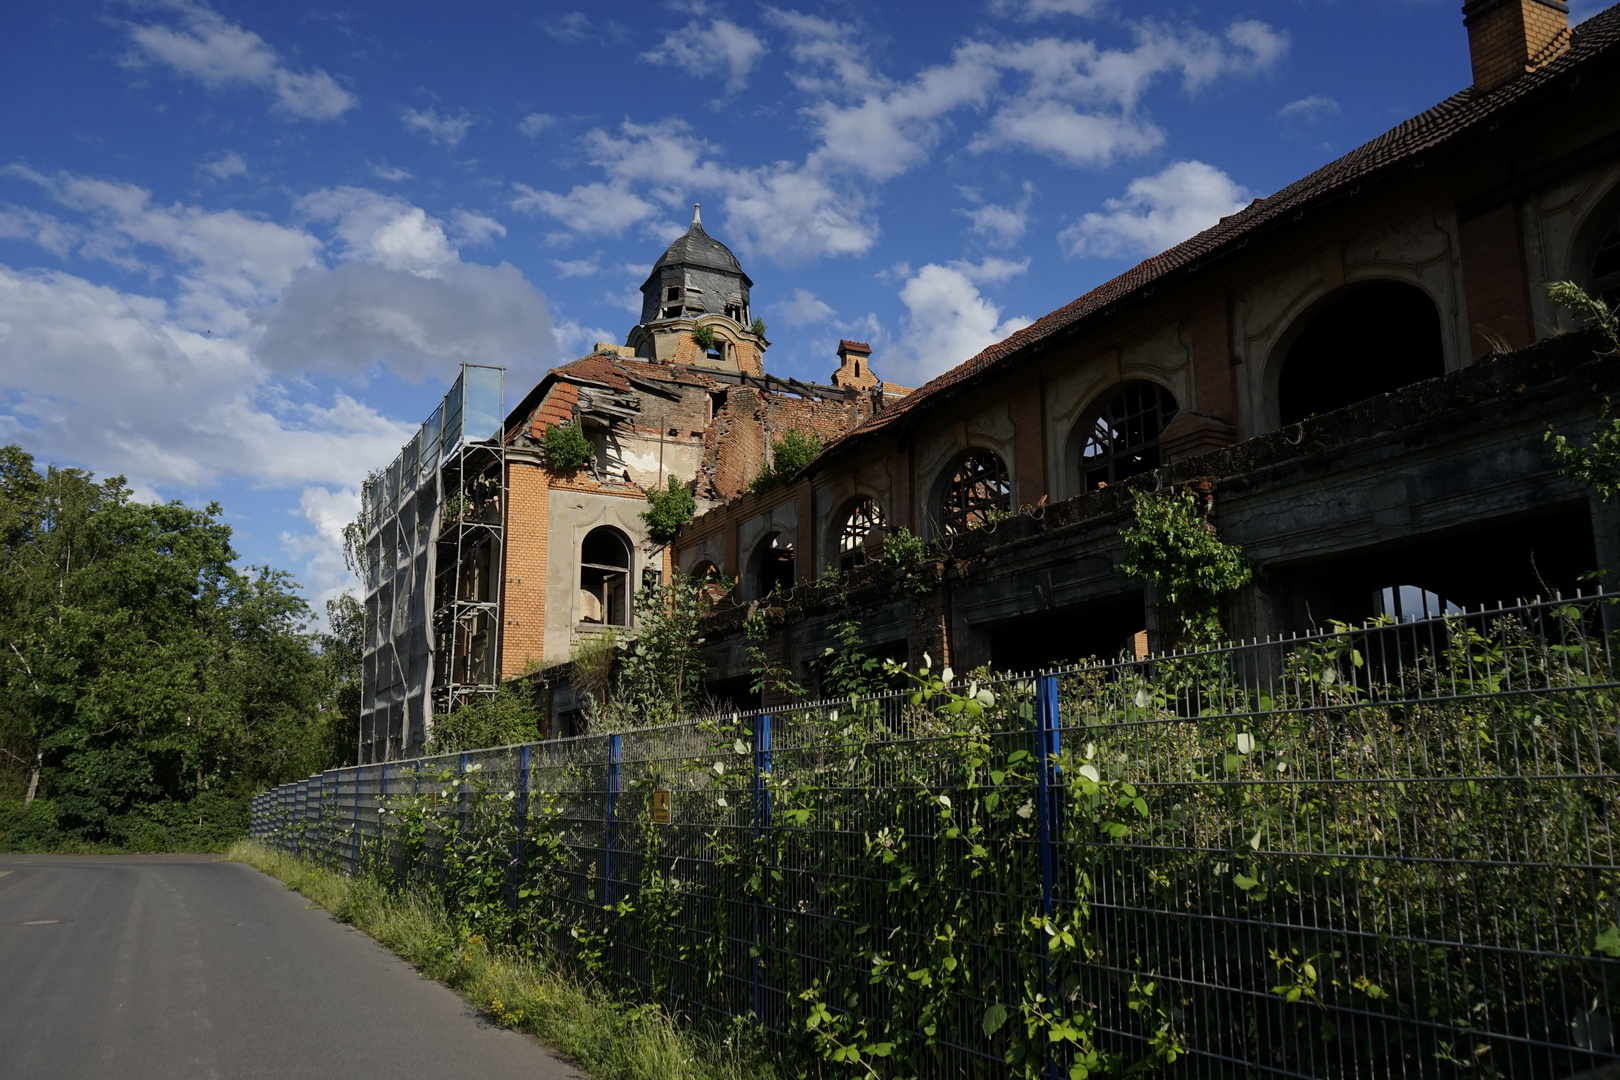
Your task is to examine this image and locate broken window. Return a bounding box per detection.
[580,526,631,626]
[938,449,1010,535]
[1593,215,1620,304]
[1081,383,1178,491]
[837,497,886,572]
[725,303,743,322]
[753,532,795,597]
[665,286,681,302]
[1375,585,1461,622]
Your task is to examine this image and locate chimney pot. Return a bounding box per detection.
[1462,0,1571,94]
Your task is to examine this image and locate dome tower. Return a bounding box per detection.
[627,206,766,373]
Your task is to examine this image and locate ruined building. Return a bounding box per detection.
[672,0,1620,705]
[358,209,908,761]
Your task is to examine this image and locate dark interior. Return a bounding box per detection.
[984,590,1147,670]
[1278,281,1445,425]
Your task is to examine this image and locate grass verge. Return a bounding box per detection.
[227,840,782,1080]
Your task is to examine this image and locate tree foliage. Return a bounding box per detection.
[543,423,593,472]
[640,475,697,543]
[749,428,824,495]
[606,573,708,728]
[0,447,350,850]
[1545,283,1620,501]
[428,687,542,755]
[1116,490,1254,649]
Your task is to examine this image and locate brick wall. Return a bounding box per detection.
[1010,381,1048,506]
[1467,0,1570,92]
[1188,289,1240,429]
[1459,202,1535,357]
[500,460,550,678]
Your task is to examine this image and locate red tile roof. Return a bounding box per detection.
[808,4,1620,468]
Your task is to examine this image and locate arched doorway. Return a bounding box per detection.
[1590,210,1620,305]
[1277,281,1445,425]
[752,532,795,597]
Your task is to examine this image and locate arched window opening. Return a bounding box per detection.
[1278,281,1444,425]
[580,526,631,626]
[938,450,1011,536]
[837,498,887,572]
[690,559,719,581]
[1080,383,1178,491]
[754,532,795,597]
[1592,215,1620,304]
[1374,584,1462,623]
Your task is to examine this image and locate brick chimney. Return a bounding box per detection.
[1463,0,1571,94]
[830,339,878,391]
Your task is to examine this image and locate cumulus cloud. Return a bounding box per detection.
[1058,160,1250,259]
[199,151,247,180]
[959,182,1035,247]
[992,0,1110,18]
[540,11,625,45]
[518,112,555,138]
[884,258,1034,385]
[642,19,767,95]
[452,210,506,247]
[1278,95,1340,123]
[773,288,836,327]
[124,1,356,120]
[552,316,620,358]
[401,106,476,147]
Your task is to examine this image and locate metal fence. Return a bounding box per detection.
[253,593,1620,1079]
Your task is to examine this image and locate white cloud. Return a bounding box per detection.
[959,182,1035,247]
[401,106,476,147]
[773,288,836,327]
[1058,159,1250,258]
[552,257,601,278]
[124,2,356,121]
[643,19,767,95]
[541,11,624,44]
[518,112,555,138]
[1278,95,1340,123]
[884,257,1033,384]
[452,210,506,247]
[199,151,247,180]
[552,316,620,358]
[513,181,658,236]
[992,0,1110,19]
[371,161,413,182]
[0,207,77,259]
[281,485,363,616]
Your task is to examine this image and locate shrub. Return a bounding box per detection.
[641,476,697,542]
[691,324,717,352]
[881,525,928,571]
[569,630,617,717]
[750,317,768,338]
[749,428,824,495]
[1115,489,1253,648]
[543,423,593,472]
[428,687,542,754]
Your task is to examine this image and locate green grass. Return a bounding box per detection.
[228,841,782,1080]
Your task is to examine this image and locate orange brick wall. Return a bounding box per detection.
[1467,0,1569,92]
[500,460,550,678]
[1010,381,1048,506]
[1459,202,1535,357]
[1188,289,1240,430]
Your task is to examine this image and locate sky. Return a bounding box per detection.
[1,0,1607,622]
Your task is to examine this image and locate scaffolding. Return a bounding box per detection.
[359,365,505,764]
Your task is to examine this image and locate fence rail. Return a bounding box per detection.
[254,593,1620,1079]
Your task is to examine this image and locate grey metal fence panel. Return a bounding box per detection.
[250,593,1620,1079]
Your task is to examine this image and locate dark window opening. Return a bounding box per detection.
[754,532,795,597]
[661,306,681,320]
[580,526,631,626]
[1593,217,1620,305]
[985,591,1148,670]
[725,303,743,321]
[1374,585,1462,622]
[938,449,1011,536]
[837,498,887,572]
[1081,383,1178,491]
[708,391,726,420]
[1278,281,1444,426]
[665,286,681,302]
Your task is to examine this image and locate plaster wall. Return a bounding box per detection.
[543,487,653,667]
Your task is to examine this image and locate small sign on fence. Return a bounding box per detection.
[651,789,672,824]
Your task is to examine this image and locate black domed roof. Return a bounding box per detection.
[649,210,751,285]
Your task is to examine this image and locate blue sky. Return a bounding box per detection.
[1,0,1605,618]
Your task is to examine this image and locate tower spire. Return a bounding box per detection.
[692,203,701,226]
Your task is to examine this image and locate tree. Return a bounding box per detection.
[1116,490,1254,650]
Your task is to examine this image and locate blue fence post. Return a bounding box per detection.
[516,744,531,898]
[605,734,621,911]
[753,712,773,1023]
[1035,674,1064,1080]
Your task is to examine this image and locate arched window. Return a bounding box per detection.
[1592,214,1620,304]
[836,498,886,572]
[580,526,631,626]
[938,450,1010,536]
[1277,281,1444,425]
[690,559,719,581]
[1080,383,1178,491]
[1375,584,1462,623]
[753,532,795,597]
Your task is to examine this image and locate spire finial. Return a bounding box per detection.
[692,203,702,226]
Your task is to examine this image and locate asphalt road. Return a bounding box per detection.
[0,853,585,1080]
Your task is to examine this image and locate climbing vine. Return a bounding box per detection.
[1116,489,1254,649]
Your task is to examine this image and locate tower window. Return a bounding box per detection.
[1081,383,1178,491]
[580,526,632,626]
[665,286,681,302]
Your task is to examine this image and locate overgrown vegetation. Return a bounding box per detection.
[427,686,543,755]
[691,323,717,352]
[0,445,352,852]
[1116,489,1254,648]
[231,840,777,1080]
[750,317,768,338]
[641,475,697,542]
[543,422,594,472]
[587,573,709,730]
[1546,282,1620,501]
[749,428,824,495]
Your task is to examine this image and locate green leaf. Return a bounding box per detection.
[1595,925,1620,958]
[982,1003,1009,1036]
[1233,873,1260,891]
[1078,764,1100,783]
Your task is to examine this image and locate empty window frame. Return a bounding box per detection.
[837,497,886,571]
[754,532,795,597]
[580,526,632,626]
[1081,383,1178,491]
[938,450,1011,535]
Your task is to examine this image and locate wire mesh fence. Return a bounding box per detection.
[252,593,1620,1079]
